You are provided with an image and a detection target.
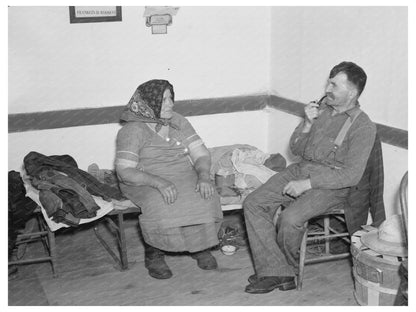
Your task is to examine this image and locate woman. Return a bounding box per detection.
[115,79,223,279]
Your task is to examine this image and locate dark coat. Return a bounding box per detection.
[344,133,386,235]
[24,151,124,201]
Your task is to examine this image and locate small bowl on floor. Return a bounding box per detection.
[221,245,237,256]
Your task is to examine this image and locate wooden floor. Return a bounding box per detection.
[8,213,358,306]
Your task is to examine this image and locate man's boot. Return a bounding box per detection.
[144,244,172,279]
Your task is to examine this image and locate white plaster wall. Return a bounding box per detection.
[270,6,408,130]
[8,111,269,171]
[264,108,302,163]
[188,111,269,151]
[9,124,122,172]
[9,6,270,113]
[266,108,408,217]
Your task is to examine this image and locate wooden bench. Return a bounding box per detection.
[93,201,243,271]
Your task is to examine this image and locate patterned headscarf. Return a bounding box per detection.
[120,79,178,131]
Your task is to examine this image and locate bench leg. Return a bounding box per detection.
[117,211,129,270]
[94,212,130,271]
[38,215,58,277]
[47,227,58,277]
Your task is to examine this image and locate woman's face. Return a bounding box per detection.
[160,88,174,119]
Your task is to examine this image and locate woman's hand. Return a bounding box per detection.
[196,177,215,200]
[155,177,178,204]
[189,146,215,199]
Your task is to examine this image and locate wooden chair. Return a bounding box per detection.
[297,208,350,290]
[399,171,408,243]
[394,171,408,305]
[8,207,58,277]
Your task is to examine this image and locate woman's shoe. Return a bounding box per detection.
[191,249,218,270]
[144,246,172,279]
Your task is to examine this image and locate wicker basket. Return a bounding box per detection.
[351,230,405,305]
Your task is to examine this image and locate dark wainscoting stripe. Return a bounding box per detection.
[268,95,306,117]
[8,94,407,149]
[8,106,123,133]
[174,95,268,117]
[268,95,408,149]
[8,95,268,133]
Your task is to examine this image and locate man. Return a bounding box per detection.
[243,61,376,294]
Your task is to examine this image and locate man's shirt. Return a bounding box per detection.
[289,103,376,189]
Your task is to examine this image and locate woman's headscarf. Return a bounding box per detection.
[120,79,178,131]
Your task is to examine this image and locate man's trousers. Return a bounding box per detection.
[243,163,350,277]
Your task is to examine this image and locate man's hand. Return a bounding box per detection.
[283,179,312,198]
[156,178,178,204]
[302,102,320,132]
[196,177,215,200]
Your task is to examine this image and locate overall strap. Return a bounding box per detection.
[334,109,362,147]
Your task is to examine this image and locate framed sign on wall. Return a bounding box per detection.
[69,6,122,23]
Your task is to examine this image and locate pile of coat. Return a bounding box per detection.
[24,151,125,227]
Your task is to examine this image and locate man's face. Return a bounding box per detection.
[324,72,356,108]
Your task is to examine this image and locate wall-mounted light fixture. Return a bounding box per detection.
[146,14,172,34]
[143,6,179,34]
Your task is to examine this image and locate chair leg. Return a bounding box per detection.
[297,222,308,291]
[324,216,330,255]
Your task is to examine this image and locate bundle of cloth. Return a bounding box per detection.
[209,144,286,201]
[23,151,125,227]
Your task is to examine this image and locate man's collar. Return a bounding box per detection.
[344,102,361,120]
[328,101,361,119]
